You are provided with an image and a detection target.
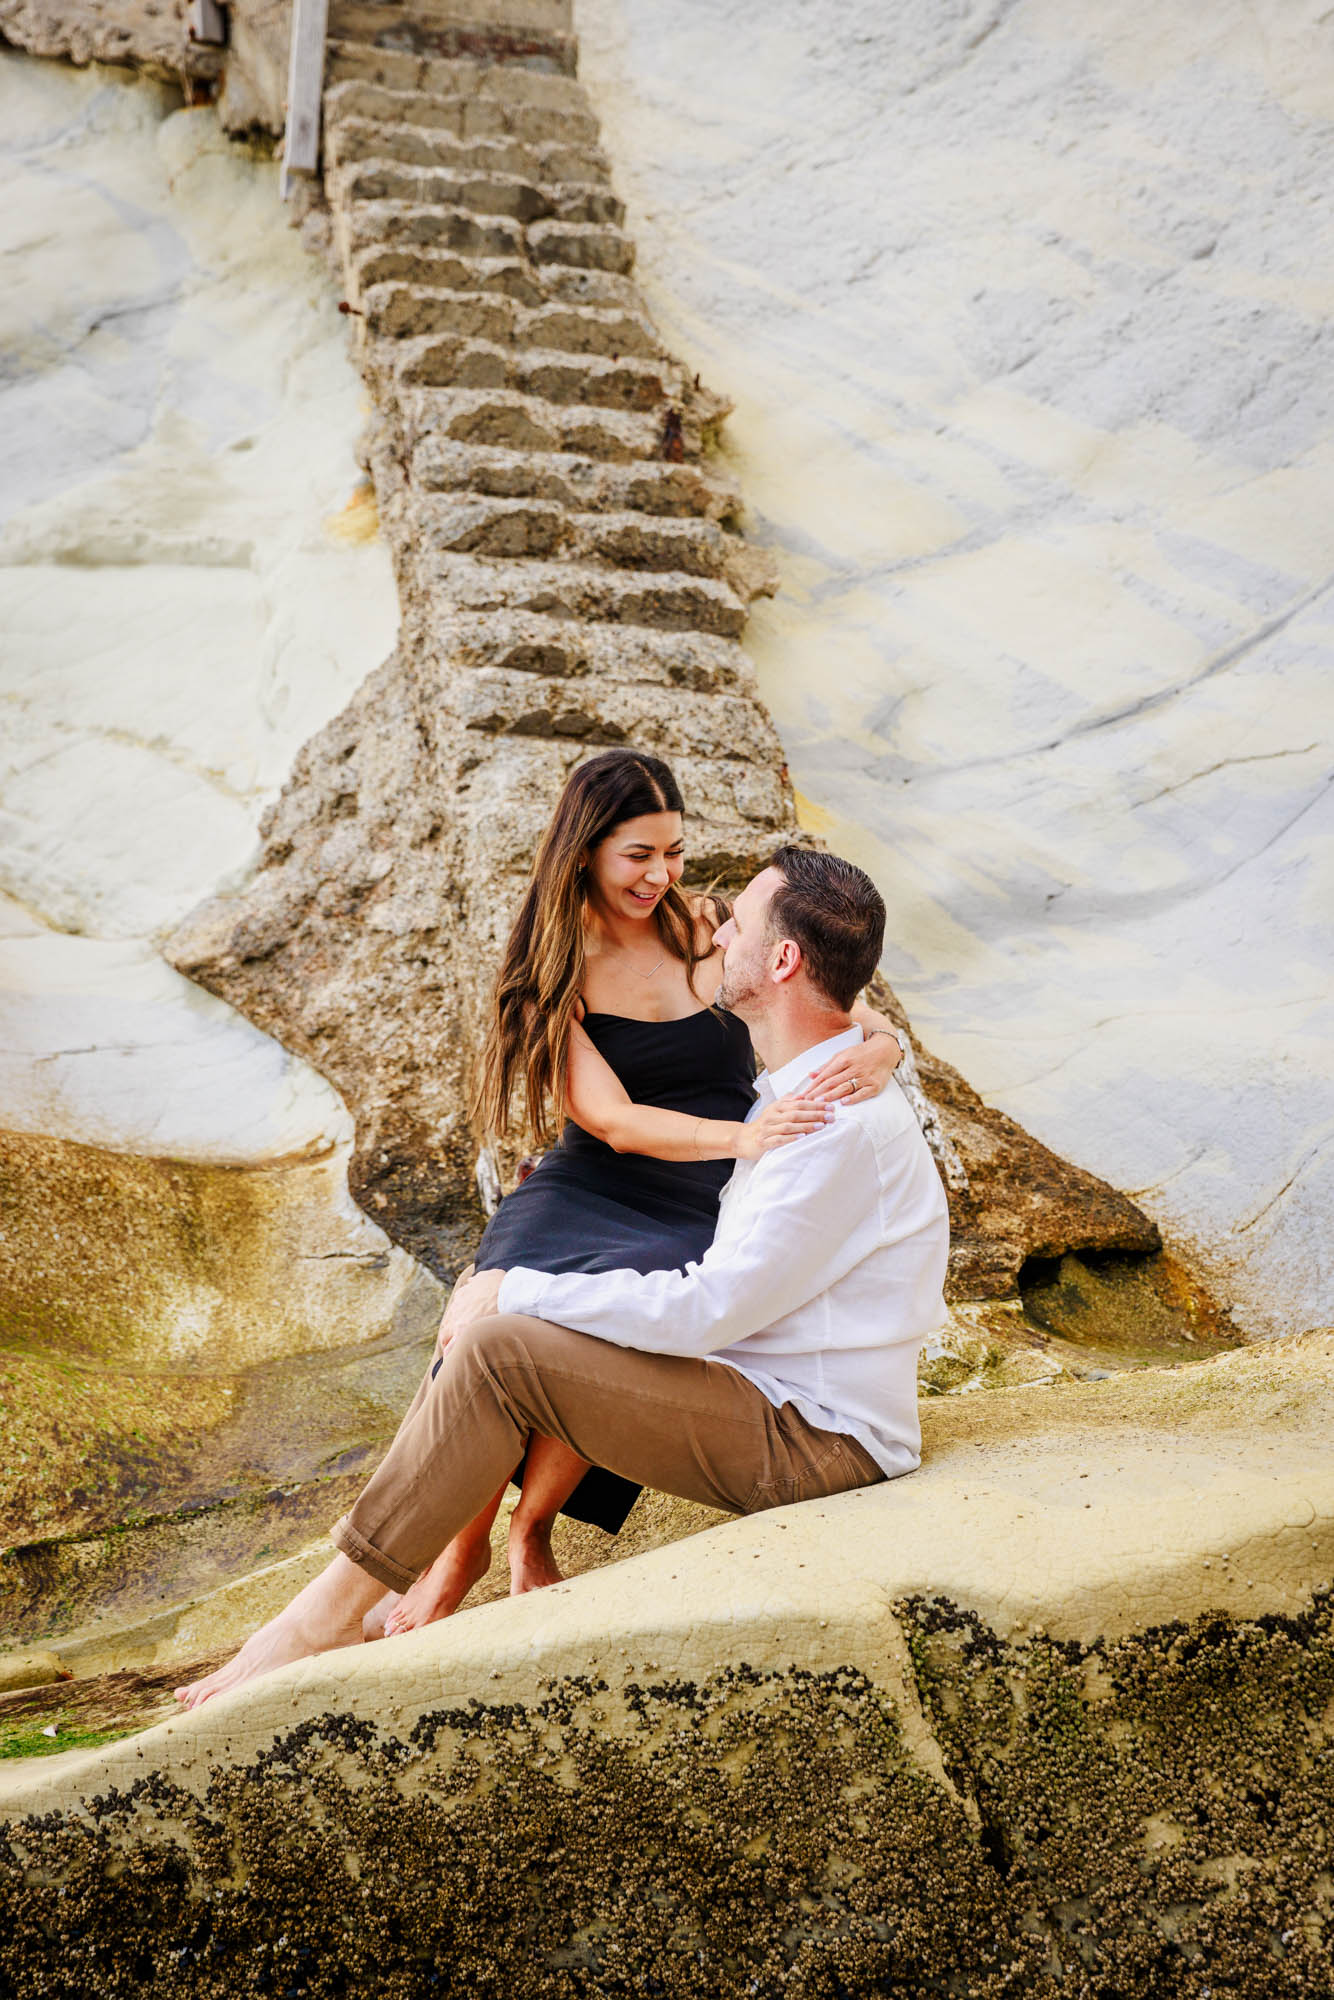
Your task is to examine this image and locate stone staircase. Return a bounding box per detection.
[167,0,1162,1292]
[321,11,791,892]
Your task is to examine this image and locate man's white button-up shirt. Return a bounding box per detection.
[497,1025,950,1478]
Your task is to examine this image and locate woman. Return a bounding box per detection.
[379,749,904,1636]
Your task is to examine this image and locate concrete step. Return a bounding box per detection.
[340,196,525,261]
[334,158,624,227]
[327,4,577,74]
[575,510,733,579]
[411,551,748,637]
[348,245,544,306]
[344,251,642,319]
[324,76,601,150]
[390,334,683,411]
[408,493,735,578]
[518,300,658,357]
[535,267,644,314]
[412,438,740,520]
[326,41,592,122]
[394,385,713,463]
[330,0,573,34]
[448,668,781,764]
[361,286,515,344]
[338,202,634,280]
[428,607,758,693]
[360,283,658,358]
[325,113,609,187]
[526,217,635,275]
[416,492,571,559]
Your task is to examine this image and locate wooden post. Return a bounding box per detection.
[189,0,227,46]
[282,0,330,199]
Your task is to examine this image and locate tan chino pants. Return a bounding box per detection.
[332,1313,884,1592]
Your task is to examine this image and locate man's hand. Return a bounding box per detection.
[435,1266,506,1359]
[805,1030,903,1106]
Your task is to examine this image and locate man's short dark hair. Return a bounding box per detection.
[766,846,886,1009]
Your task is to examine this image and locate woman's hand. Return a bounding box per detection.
[805,1031,903,1107]
[435,1266,505,1359]
[734,1093,833,1160]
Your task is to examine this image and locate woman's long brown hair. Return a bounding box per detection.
[474,749,706,1147]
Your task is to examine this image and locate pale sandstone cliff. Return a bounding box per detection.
[158,10,1163,1302]
[576,0,1334,1338]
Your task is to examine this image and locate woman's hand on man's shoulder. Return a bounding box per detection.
[734,1093,833,1160]
[804,1031,903,1107]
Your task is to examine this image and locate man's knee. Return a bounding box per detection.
[446,1311,550,1379]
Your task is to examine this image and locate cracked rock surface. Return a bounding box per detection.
[577,0,1334,1336]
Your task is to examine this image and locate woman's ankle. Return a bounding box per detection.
[507,1515,563,1593]
[509,1511,555,1556]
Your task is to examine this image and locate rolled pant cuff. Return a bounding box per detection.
[331,1513,418,1593]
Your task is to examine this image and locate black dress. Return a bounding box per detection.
[474,1005,757,1533]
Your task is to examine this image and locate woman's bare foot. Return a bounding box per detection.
[508,1519,564,1596]
[362,1588,401,1641]
[174,1556,382,1711]
[383,1533,491,1635]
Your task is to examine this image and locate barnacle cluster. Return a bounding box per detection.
[3,1597,1330,1998]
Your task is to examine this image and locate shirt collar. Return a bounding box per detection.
[755,1025,864,1103]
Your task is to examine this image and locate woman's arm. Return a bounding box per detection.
[850,994,906,1047]
[566,1021,828,1162]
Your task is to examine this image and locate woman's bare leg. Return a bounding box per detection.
[507,1435,590,1595]
[382,1481,507,1635]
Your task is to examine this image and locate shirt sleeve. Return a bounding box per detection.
[497,1114,880,1358]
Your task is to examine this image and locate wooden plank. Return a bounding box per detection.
[282,0,331,195]
[189,0,227,47]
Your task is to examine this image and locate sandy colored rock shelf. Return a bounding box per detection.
[2,1334,1330,1994]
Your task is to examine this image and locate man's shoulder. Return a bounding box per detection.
[845,1085,945,1189]
[847,1079,918,1145]
[743,1100,875,1193]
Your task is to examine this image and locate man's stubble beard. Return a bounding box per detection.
[716,956,763,1017]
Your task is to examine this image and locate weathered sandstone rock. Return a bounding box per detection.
[165,13,1163,1301]
[0,1652,67,1695]
[0,54,442,1616]
[0,0,222,84]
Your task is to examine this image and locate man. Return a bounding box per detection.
[177,849,949,1709]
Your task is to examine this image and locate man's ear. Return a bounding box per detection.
[770,937,802,985]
